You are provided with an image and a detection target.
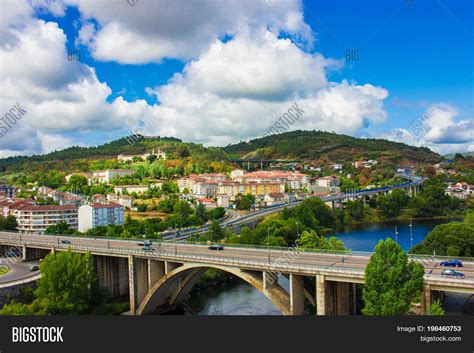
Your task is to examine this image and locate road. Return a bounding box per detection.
[0,258,40,285]
[1,232,473,292]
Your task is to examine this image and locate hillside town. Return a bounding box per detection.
[0,148,472,236]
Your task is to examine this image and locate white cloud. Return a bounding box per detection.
[383,104,474,154]
[67,0,313,64]
[0,2,147,156]
[139,29,388,146]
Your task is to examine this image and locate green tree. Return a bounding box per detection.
[235,193,253,210]
[195,203,207,221]
[176,145,191,158]
[208,220,225,242]
[146,154,158,163]
[411,221,474,257]
[68,174,88,193]
[429,300,445,315]
[377,189,409,218]
[45,221,72,235]
[35,251,98,314]
[4,215,18,230]
[362,238,424,315]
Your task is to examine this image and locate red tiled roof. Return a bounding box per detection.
[19,205,78,211]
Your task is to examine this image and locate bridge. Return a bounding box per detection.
[160,174,424,240]
[0,231,472,315]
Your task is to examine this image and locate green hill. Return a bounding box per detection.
[0,135,226,174]
[0,130,441,177]
[223,130,441,164]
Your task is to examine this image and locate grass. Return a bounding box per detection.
[0,267,11,276]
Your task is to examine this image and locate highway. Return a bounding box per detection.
[1,231,473,293]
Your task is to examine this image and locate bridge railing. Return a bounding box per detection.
[1,238,366,276]
[2,231,474,262]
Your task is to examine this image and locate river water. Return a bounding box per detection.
[181,218,470,315]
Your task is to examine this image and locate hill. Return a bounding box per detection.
[0,135,226,174]
[223,130,441,165]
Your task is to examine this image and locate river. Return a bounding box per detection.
[180,218,470,315]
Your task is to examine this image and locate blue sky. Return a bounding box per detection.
[0,0,472,157]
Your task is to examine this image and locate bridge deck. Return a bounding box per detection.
[1,232,473,293]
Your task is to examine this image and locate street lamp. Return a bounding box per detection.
[267,226,270,264]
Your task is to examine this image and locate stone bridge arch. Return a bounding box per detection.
[137,263,297,315]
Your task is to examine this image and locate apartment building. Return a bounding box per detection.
[16,205,79,235]
[178,173,225,193]
[107,193,133,208]
[0,199,34,218]
[235,171,309,190]
[78,203,124,232]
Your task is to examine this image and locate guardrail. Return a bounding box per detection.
[0,238,367,276]
[1,231,474,262]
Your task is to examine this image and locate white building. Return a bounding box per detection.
[91,169,134,184]
[17,205,79,235]
[230,169,246,180]
[117,148,166,162]
[217,194,231,208]
[78,203,124,233]
[114,185,149,195]
[315,176,340,188]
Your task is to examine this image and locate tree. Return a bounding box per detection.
[377,189,409,218]
[34,251,98,314]
[0,251,100,315]
[45,221,72,235]
[176,145,191,158]
[296,230,346,251]
[345,200,365,221]
[429,300,445,315]
[4,215,18,230]
[235,193,253,210]
[410,184,454,217]
[362,238,424,315]
[195,203,207,222]
[411,221,474,257]
[208,220,225,242]
[68,174,88,193]
[146,154,158,163]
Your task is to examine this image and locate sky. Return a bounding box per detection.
[0,0,472,158]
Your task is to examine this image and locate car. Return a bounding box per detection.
[142,245,153,252]
[29,265,39,271]
[208,244,224,251]
[441,269,465,278]
[60,239,71,244]
[440,259,463,267]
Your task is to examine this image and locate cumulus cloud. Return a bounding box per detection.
[67,0,314,64]
[0,1,146,156]
[139,29,388,145]
[383,104,474,154]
